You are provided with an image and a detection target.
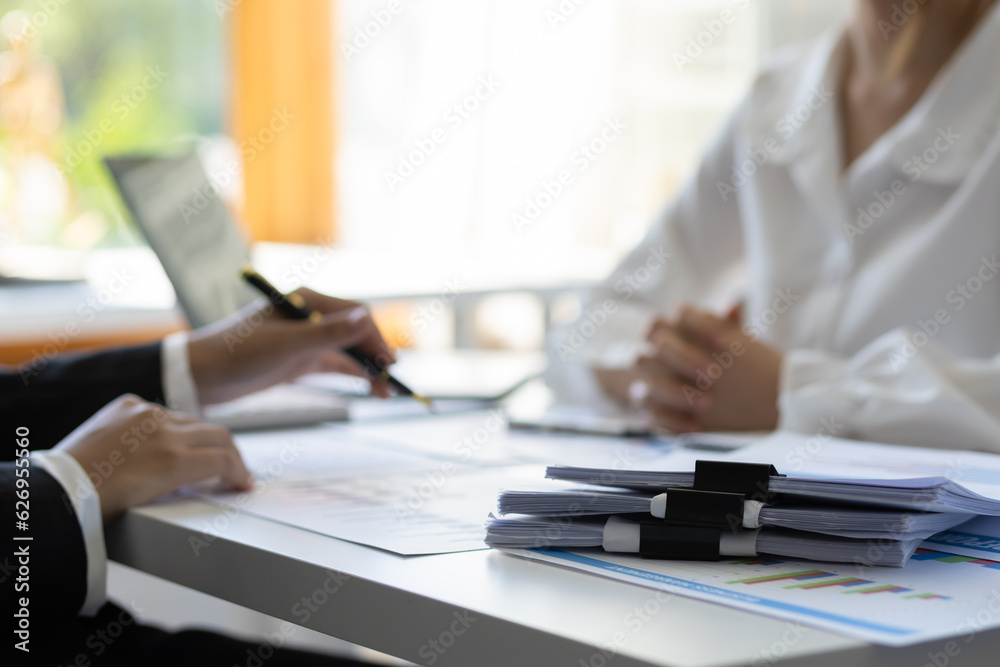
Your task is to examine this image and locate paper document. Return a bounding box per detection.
[548,430,1000,513]
[497,489,973,539]
[199,424,544,555]
[507,547,1000,646]
[493,429,1000,644]
[923,515,1000,561]
[488,517,925,566]
[342,411,688,469]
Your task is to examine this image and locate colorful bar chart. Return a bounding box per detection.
[911,548,1000,569]
[785,577,872,590]
[904,592,951,600]
[726,561,950,600]
[844,584,912,595]
[726,570,832,585]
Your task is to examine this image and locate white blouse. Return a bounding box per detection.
[547,8,1000,451]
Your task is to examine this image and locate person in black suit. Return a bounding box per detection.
[1,290,396,666]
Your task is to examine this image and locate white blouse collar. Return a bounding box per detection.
[742,5,1000,187]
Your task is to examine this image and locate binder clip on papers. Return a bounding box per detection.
[489,460,969,566]
[638,461,782,560]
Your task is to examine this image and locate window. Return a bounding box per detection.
[337,0,850,258]
[0,0,225,253]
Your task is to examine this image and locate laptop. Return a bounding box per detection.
[104,152,349,429]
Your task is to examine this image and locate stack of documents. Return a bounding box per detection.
[485,516,925,566]
[497,489,972,539]
[490,431,1000,646]
[545,466,1000,514]
[485,457,1000,566]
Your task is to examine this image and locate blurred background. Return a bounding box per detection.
[0,0,849,356]
[0,0,851,662]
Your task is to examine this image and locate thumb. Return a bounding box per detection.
[725,303,742,325]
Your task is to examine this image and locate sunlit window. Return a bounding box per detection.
[0,0,224,252]
[0,0,852,349]
[337,0,850,259]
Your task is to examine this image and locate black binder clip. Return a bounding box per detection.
[660,488,746,532]
[693,460,785,503]
[638,521,721,561]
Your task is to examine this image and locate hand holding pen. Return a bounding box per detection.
[240,266,432,408]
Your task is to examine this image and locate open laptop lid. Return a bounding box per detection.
[104,152,258,328]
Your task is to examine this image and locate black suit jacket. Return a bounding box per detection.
[0,343,165,659]
[0,343,166,447]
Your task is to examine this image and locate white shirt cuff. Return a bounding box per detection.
[30,450,107,617]
[162,331,201,416]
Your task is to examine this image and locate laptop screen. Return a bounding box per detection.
[105,153,258,328]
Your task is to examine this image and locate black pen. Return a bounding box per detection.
[241,265,432,408]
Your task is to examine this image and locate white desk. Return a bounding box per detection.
[105,416,1000,667]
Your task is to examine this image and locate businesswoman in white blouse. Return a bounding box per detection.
[548,0,1000,450]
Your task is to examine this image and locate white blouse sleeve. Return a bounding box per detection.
[780,329,1000,452]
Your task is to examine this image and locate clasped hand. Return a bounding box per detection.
[630,305,783,433]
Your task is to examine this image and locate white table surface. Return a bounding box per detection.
[105,416,1000,667]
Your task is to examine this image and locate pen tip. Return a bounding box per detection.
[414,394,434,411]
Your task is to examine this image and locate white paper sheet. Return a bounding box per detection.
[199,424,545,554]
[736,431,1000,499]
[506,547,1000,646]
[923,516,1000,561]
[341,411,691,469]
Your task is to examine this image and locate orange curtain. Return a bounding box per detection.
[230,0,336,243]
